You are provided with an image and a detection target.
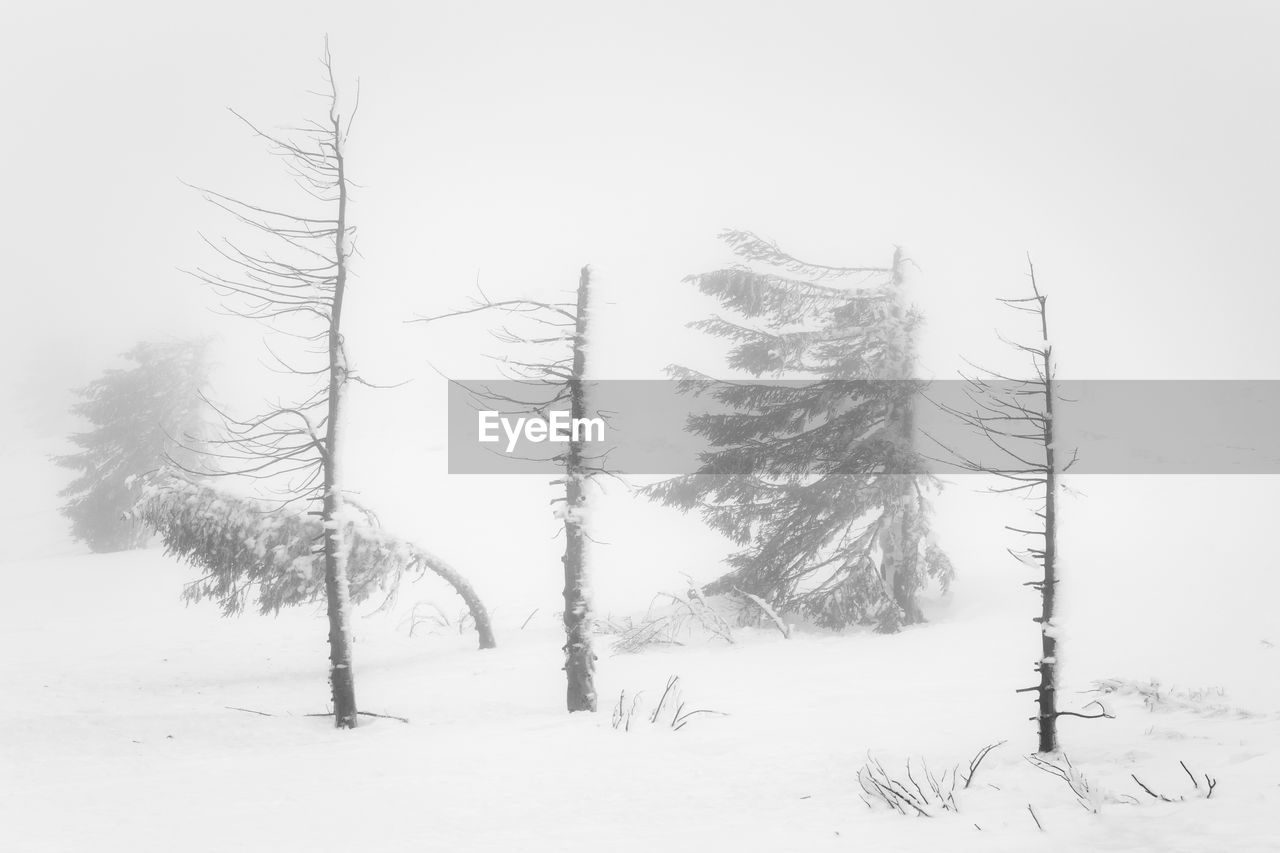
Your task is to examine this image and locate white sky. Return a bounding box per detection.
[4,2,1278,635]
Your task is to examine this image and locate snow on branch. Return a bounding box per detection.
[129,471,494,648]
[718,230,893,282]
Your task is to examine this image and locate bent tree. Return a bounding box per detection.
[129,471,496,648]
[180,42,363,728]
[648,231,953,632]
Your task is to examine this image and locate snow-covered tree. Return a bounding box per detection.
[129,470,495,648]
[414,266,600,711]
[55,339,211,553]
[647,231,953,632]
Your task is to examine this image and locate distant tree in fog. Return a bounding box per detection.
[54,338,211,553]
[413,266,601,712]
[647,231,953,632]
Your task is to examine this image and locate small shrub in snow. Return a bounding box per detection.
[1131,761,1217,802]
[609,676,725,733]
[1027,752,1219,813]
[1025,753,1118,813]
[400,601,477,638]
[857,742,1004,817]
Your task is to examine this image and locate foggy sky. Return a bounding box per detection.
[4,2,1278,662]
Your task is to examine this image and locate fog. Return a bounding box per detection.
[4,0,1278,640]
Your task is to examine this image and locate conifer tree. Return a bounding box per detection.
[55,339,211,552]
[647,231,953,631]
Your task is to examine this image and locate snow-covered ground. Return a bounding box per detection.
[3,542,1276,852]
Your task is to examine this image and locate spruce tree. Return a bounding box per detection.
[55,339,210,552]
[647,231,953,632]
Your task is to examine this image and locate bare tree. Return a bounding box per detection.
[927,257,1106,753]
[414,266,601,711]
[181,40,363,728]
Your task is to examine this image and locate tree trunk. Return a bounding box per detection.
[1036,330,1060,753]
[562,266,596,712]
[414,550,497,650]
[322,484,357,728]
[322,113,358,730]
[893,504,924,625]
[877,248,924,633]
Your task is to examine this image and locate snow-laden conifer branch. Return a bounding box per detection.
[718,230,892,281]
[128,471,495,648]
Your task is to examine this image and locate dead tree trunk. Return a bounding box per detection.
[412,265,603,711]
[562,266,596,712]
[322,89,358,729]
[930,255,1106,754]
[1034,268,1059,753]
